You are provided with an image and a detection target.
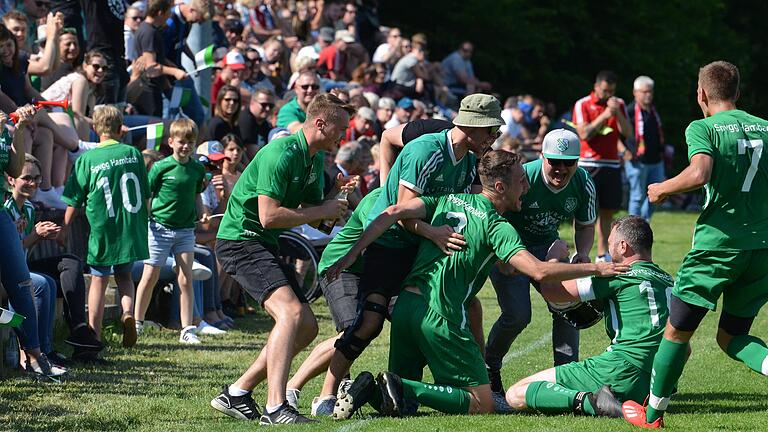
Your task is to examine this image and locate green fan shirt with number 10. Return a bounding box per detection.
[61,140,149,266]
[686,110,768,250]
[403,193,525,329]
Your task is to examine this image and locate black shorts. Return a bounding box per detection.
[320,272,361,333]
[358,243,419,299]
[216,239,307,306]
[583,165,623,210]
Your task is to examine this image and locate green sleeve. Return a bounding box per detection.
[575,172,597,225]
[303,155,325,205]
[576,276,613,301]
[398,141,442,194]
[61,158,88,208]
[254,149,292,202]
[685,120,713,160]
[418,195,440,220]
[488,219,526,262]
[147,160,163,198]
[196,163,206,193]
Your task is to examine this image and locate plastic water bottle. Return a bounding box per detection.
[317,190,348,234]
[3,332,20,370]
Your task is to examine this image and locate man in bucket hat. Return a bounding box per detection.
[312,94,504,418]
[483,129,598,405]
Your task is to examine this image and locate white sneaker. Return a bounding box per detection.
[172,260,212,281]
[34,188,67,210]
[311,395,336,416]
[68,140,98,163]
[135,320,145,336]
[197,320,226,335]
[286,388,301,410]
[179,326,201,344]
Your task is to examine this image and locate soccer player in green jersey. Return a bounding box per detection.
[506,215,672,418]
[623,61,768,428]
[318,94,502,407]
[485,129,597,397]
[325,150,627,418]
[134,118,206,345]
[61,105,150,349]
[210,94,357,425]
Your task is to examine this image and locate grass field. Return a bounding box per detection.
[2,211,768,431]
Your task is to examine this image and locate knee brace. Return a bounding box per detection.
[334,301,387,361]
[668,294,708,332]
[718,312,755,336]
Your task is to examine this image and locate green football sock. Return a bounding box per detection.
[401,378,470,414]
[647,338,688,423]
[524,381,596,415]
[726,335,768,375]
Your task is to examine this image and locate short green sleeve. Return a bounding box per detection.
[488,219,526,262]
[255,149,292,202]
[418,195,440,220]
[61,157,88,208]
[685,120,713,160]
[147,160,164,198]
[398,143,442,194]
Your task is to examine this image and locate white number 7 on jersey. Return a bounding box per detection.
[738,139,764,192]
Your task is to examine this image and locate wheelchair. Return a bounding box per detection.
[277,224,341,302]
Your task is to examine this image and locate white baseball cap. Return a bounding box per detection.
[542,129,580,160]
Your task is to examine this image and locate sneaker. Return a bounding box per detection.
[376,371,405,417]
[65,325,103,350]
[260,401,316,425]
[622,400,664,428]
[333,371,375,420]
[173,260,212,281]
[46,351,71,368]
[71,348,110,365]
[197,320,227,336]
[122,314,138,348]
[25,353,66,381]
[311,396,336,416]
[33,188,67,210]
[68,140,98,163]
[285,388,300,410]
[487,366,504,394]
[588,385,623,418]
[337,377,354,398]
[135,320,145,336]
[493,391,513,414]
[210,385,261,420]
[179,326,201,344]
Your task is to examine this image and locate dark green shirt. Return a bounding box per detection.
[148,156,206,229]
[276,97,306,128]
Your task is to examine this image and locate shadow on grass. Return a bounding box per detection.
[670,391,768,414]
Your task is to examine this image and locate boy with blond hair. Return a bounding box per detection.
[134,118,207,344]
[61,105,149,349]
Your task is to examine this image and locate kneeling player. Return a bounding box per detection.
[505,216,672,418]
[326,150,627,417]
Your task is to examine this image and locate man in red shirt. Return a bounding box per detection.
[317,29,354,81]
[345,107,376,143]
[573,70,633,261]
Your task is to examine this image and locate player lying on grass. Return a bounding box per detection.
[325,150,628,418]
[505,215,673,418]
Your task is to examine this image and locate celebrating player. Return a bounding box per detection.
[623,61,768,427]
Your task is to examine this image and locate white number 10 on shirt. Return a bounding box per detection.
[96,173,143,218]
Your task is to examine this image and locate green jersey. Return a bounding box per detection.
[3,193,34,240]
[577,261,673,373]
[367,130,476,248]
[148,156,206,229]
[403,193,526,329]
[61,140,149,266]
[0,128,10,176]
[505,159,597,247]
[275,97,306,128]
[686,110,768,250]
[217,130,324,247]
[318,188,382,276]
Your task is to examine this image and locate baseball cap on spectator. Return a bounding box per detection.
[397,97,414,110]
[335,29,355,43]
[196,141,227,161]
[541,129,580,160]
[268,127,291,142]
[221,51,246,70]
[318,27,335,42]
[357,107,375,122]
[452,94,504,128]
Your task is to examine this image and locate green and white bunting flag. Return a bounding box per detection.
[194,44,216,72]
[170,86,192,111]
[146,123,164,150]
[0,307,24,328]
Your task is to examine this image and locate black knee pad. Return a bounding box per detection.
[334,301,387,361]
[668,295,708,332]
[718,312,755,336]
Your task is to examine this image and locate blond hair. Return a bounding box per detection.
[93,105,124,138]
[189,0,212,21]
[169,118,198,142]
[306,93,356,124]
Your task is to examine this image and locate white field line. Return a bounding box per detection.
[502,334,552,365]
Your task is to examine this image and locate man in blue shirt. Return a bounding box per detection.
[441,42,492,98]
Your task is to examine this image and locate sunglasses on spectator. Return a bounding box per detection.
[18,175,42,184]
[223,97,240,103]
[259,102,275,109]
[129,15,143,21]
[546,158,578,167]
[300,84,320,91]
[90,64,109,72]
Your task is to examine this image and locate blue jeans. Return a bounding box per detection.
[0,211,38,350]
[195,245,221,314]
[625,160,666,221]
[29,272,56,354]
[485,244,580,371]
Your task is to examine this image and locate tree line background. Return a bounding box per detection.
[380,0,767,171]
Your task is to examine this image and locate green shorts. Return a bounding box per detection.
[388,290,488,388]
[673,248,768,317]
[555,350,650,403]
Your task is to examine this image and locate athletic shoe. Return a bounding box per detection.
[197,320,227,335]
[25,353,66,381]
[337,377,354,398]
[122,313,137,348]
[172,259,213,281]
[65,325,103,350]
[487,366,504,394]
[33,188,67,210]
[71,348,110,365]
[588,385,623,418]
[492,391,513,414]
[376,371,405,417]
[179,326,202,344]
[260,401,316,425]
[622,400,664,428]
[210,385,261,420]
[333,371,375,420]
[46,351,71,368]
[311,396,336,416]
[285,388,300,410]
